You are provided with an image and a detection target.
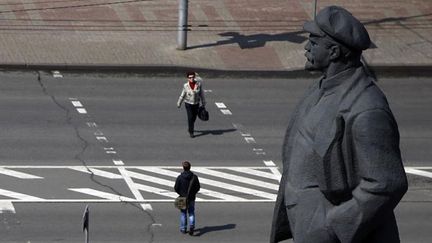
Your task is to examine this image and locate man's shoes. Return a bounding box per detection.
[189,227,194,236]
[189,132,194,138]
[180,229,187,234]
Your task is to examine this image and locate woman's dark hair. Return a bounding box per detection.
[186,72,195,78]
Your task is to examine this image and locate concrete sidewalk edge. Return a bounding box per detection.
[0,64,431,79]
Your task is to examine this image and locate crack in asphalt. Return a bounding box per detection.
[35,72,156,242]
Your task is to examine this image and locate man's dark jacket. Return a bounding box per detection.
[270,66,408,243]
[174,171,200,202]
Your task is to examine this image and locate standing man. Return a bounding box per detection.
[177,72,206,138]
[174,161,201,235]
[270,6,408,243]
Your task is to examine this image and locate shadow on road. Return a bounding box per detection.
[194,128,237,137]
[194,223,236,236]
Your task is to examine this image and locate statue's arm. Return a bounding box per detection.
[326,109,408,242]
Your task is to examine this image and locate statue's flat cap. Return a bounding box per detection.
[304,6,371,51]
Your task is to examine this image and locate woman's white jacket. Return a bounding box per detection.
[177,80,206,107]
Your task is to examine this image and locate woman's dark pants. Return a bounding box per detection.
[185,103,199,134]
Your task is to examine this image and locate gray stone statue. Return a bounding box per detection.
[270,6,408,243]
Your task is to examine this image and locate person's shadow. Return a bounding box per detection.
[193,128,237,138]
[193,223,236,236]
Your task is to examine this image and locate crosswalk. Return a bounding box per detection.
[0,165,281,204]
[1,165,431,206]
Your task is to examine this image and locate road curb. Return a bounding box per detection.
[0,64,431,79]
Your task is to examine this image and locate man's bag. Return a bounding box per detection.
[198,106,209,121]
[174,197,187,210]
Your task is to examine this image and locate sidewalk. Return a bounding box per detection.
[0,0,431,76]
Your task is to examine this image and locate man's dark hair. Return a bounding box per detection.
[182,161,191,171]
[186,72,195,78]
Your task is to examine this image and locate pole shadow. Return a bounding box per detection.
[188,31,307,50]
[193,223,236,236]
[193,128,237,137]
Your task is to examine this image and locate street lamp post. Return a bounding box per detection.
[177,0,188,50]
[314,0,318,19]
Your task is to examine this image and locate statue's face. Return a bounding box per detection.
[304,35,331,72]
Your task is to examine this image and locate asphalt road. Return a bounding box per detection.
[0,71,431,242]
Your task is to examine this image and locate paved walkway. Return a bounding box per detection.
[0,0,431,75]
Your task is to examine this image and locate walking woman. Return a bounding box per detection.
[177,72,206,138]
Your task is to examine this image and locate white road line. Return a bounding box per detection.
[409,166,432,169]
[127,170,245,201]
[263,160,276,166]
[0,200,15,213]
[117,167,152,211]
[193,168,279,190]
[69,167,123,179]
[134,184,178,198]
[94,130,103,136]
[269,168,282,182]
[113,160,124,166]
[69,188,135,201]
[136,167,276,200]
[7,199,273,203]
[0,168,43,179]
[52,71,63,78]
[76,108,87,114]
[0,166,277,169]
[244,137,256,143]
[71,101,83,107]
[215,102,227,109]
[0,189,43,201]
[405,168,432,179]
[227,167,280,181]
[86,122,98,128]
[220,109,232,115]
[96,136,109,142]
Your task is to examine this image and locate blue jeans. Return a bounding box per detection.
[180,201,195,231]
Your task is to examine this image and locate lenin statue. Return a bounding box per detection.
[270,6,408,243]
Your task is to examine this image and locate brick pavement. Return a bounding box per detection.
[0,0,430,74]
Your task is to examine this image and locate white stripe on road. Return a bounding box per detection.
[244,137,256,143]
[69,167,123,179]
[69,188,135,201]
[193,168,279,190]
[113,160,124,166]
[134,184,179,198]
[269,167,282,182]
[76,108,87,114]
[52,71,63,78]
[220,109,232,115]
[227,167,280,181]
[0,189,43,201]
[215,102,227,109]
[0,200,15,213]
[117,167,152,210]
[127,170,245,201]
[71,101,83,107]
[136,167,276,200]
[263,160,276,166]
[0,168,43,179]
[405,168,432,179]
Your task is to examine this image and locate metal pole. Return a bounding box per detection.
[177,0,188,50]
[83,205,89,243]
[313,0,317,19]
